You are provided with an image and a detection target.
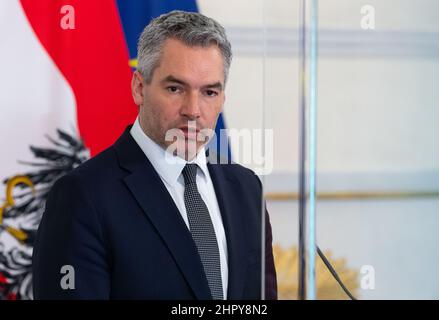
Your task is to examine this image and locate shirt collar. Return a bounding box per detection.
[130,117,209,186]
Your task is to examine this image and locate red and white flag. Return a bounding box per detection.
[0,0,137,299]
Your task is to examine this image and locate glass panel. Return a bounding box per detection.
[315,0,439,299]
[259,0,439,300]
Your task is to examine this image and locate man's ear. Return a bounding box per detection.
[131,71,144,106]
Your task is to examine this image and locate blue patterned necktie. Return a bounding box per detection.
[182,163,224,300]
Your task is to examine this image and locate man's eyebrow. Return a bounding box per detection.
[161,75,223,90]
[204,82,223,91]
[161,75,187,85]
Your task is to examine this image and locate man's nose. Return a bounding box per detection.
[181,91,201,120]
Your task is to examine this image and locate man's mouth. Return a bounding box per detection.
[178,126,200,139]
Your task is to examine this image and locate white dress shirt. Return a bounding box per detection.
[130,117,228,298]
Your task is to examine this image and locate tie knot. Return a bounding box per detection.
[182,164,198,185]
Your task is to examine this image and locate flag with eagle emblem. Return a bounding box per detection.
[0,0,231,300]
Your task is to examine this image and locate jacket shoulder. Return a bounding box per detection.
[213,160,263,191]
[68,145,120,178]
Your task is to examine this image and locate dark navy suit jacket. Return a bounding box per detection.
[32,127,277,299]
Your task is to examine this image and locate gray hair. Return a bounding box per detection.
[136,10,232,84]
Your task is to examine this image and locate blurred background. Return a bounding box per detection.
[0,0,438,299]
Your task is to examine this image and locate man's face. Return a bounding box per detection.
[132,38,226,159]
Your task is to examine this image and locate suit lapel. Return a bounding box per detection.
[114,128,212,299]
[208,163,249,300]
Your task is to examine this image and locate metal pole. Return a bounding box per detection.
[298,0,318,300]
[298,0,307,300]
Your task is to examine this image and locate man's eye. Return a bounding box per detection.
[205,90,218,97]
[167,86,181,93]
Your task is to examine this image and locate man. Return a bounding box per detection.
[32,11,277,300]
